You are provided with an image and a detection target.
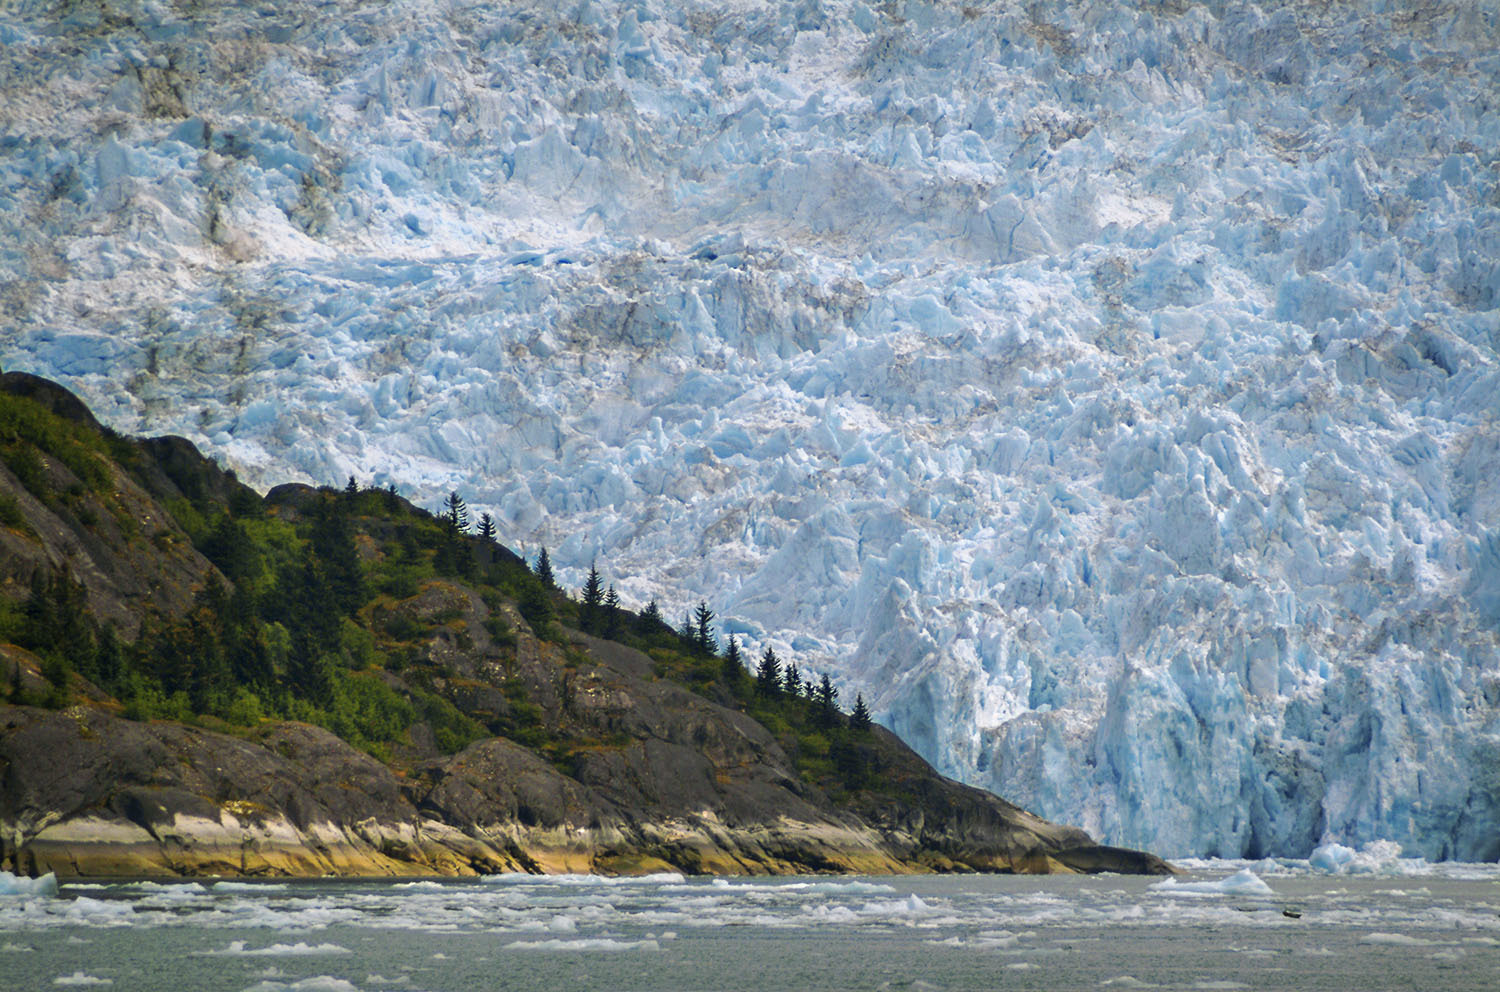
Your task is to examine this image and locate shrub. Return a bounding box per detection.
[0,491,25,529]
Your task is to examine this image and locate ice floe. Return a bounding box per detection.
[1151,869,1275,898]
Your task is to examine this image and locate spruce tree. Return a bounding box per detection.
[851,693,873,731]
[518,580,553,633]
[784,661,802,698]
[692,601,717,655]
[602,585,621,636]
[722,635,745,687]
[344,475,358,497]
[311,500,363,616]
[477,512,497,541]
[816,673,840,727]
[582,563,604,608]
[639,597,664,631]
[581,562,604,631]
[756,646,782,698]
[443,491,470,534]
[534,547,555,586]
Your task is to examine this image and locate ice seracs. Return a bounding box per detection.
[2,0,1497,859]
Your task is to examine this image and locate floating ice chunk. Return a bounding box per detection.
[199,941,351,957]
[926,930,1020,949]
[0,871,58,898]
[867,894,934,916]
[210,881,290,893]
[1307,841,1412,875]
[61,897,135,924]
[803,904,860,924]
[1359,933,1439,947]
[239,979,360,992]
[804,893,935,924]
[504,938,660,952]
[1150,869,1273,897]
[480,872,685,886]
[1308,843,1356,873]
[53,975,111,987]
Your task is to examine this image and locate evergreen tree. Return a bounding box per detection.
[534,547,555,586]
[602,585,621,636]
[184,587,230,714]
[267,551,342,683]
[518,579,554,633]
[582,562,604,609]
[692,601,717,656]
[722,635,745,687]
[755,646,782,698]
[680,611,696,645]
[638,597,665,633]
[477,512,497,542]
[816,673,840,727]
[311,500,364,616]
[344,475,359,497]
[581,562,604,632]
[201,514,260,585]
[93,625,123,691]
[850,693,873,731]
[443,491,470,534]
[784,661,802,698]
[23,570,94,672]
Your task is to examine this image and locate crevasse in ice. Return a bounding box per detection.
[2,1,1497,859]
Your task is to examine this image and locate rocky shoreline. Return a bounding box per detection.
[2,703,1171,879]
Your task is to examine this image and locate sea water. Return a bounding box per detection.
[2,863,1498,991]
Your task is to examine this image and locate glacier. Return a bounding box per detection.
[1,0,1498,860]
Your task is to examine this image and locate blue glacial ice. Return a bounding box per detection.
[1,0,1497,859]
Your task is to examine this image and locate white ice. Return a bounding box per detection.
[1150,868,1275,898]
[199,941,352,957]
[504,937,661,952]
[239,980,361,992]
[0,872,58,898]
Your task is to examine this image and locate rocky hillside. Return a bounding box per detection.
[0,373,1169,878]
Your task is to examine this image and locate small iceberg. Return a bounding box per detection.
[1308,841,1410,874]
[1150,868,1274,897]
[0,871,59,898]
[1308,843,1357,873]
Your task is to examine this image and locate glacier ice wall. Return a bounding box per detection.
[2,0,1498,859]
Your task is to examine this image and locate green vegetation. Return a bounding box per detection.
[0,390,115,501]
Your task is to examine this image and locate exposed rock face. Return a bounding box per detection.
[1,702,1169,878]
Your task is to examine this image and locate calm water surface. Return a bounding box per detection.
[2,865,1498,991]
